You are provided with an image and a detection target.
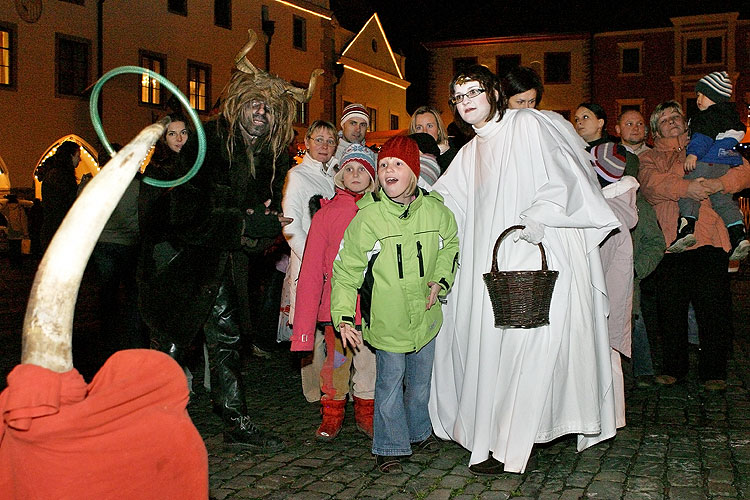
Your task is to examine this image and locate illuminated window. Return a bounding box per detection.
[139,50,166,106]
[188,60,211,113]
[0,23,16,89]
[544,52,570,84]
[293,16,306,51]
[168,0,186,15]
[215,0,231,29]
[56,33,90,97]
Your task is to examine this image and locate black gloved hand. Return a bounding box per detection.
[242,204,282,239]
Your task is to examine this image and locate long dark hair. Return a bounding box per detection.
[577,102,607,128]
[449,65,505,136]
[52,141,80,168]
[501,66,543,107]
[147,113,192,179]
[36,141,79,182]
[154,113,190,158]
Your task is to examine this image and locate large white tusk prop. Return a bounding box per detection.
[22,119,168,372]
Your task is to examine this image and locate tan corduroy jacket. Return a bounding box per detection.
[638,132,750,253]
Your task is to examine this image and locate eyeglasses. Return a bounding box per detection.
[449,88,486,105]
[312,137,336,147]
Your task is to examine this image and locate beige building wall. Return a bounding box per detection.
[335,13,409,135]
[337,67,409,133]
[425,34,591,128]
[1,0,337,189]
[2,0,99,190]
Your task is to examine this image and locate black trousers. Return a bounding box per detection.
[203,277,248,421]
[655,246,731,381]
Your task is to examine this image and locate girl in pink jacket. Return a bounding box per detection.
[291,144,377,440]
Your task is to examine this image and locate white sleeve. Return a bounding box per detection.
[281,169,309,260]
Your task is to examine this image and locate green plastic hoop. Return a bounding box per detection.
[89,65,206,188]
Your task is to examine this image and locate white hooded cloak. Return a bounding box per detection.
[429,109,620,473]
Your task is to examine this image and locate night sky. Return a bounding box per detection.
[330,0,750,111]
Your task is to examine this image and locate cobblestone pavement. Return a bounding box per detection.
[3,255,750,499]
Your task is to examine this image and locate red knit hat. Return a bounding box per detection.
[377,136,420,179]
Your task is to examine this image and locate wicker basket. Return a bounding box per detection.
[482,225,559,328]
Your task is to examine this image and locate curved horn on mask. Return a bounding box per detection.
[287,68,325,103]
[234,29,259,75]
[22,119,169,372]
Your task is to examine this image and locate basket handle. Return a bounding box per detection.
[490,225,549,273]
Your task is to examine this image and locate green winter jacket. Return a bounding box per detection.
[331,188,459,353]
[631,193,666,315]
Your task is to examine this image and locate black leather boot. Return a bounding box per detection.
[205,281,284,452]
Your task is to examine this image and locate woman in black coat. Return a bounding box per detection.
[39,141,80,251]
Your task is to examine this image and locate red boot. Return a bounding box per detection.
[316,399,346,440]
[353,396,374,439]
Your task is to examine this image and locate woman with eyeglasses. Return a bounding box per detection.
[278,120,339,394]
[429,65,620,475]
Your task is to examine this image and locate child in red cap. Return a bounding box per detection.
[331,136,459,473]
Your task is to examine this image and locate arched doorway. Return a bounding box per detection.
[0,153,10,195]
[33,135,100,200]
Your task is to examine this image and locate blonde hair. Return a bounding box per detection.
[409,106,449,145]
[377,171,417,199]
[334,161,378,193]
[650,100,683,139]
[305,120,338,143]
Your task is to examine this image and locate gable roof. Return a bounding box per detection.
[340,13,403,80]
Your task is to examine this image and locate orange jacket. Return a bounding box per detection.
[638,132,750,253]
[0,350,207,500]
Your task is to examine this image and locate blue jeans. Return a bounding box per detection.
[372,337,435,456]
[631,315,654,377]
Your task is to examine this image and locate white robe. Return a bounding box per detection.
[600,175,640,429]
[278,153,336,343]
[429,109,621,473]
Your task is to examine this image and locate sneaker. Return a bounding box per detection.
[727,224,750,261]
[667,217,697,253]
[224,415,285,452]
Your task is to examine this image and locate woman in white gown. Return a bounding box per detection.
[429,65,620,474]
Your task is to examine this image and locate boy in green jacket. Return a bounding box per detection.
[331,136,459,473]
